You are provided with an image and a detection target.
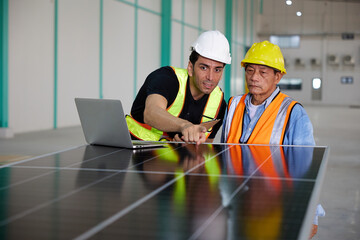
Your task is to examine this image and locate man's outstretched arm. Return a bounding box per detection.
[144,94,207,144]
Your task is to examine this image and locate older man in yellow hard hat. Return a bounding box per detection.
[222,40,314,145]
[221,40,325,239]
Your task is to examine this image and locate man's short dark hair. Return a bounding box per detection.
[189,51,200,66]
[189,50,226,67]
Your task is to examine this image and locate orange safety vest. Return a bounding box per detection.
[226,92,298,144]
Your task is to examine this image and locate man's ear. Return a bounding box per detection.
[274,72,283,85]
[187,61,194,77]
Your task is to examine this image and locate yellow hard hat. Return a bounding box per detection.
[241,41,286,74]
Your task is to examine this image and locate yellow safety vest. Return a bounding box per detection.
[126,67,224,141]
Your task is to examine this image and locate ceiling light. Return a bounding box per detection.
[296,11,302,17]
[286,0,292,5]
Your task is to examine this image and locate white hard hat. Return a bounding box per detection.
[191,30,231,64]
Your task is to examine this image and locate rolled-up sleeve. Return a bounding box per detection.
[283,104,315,146]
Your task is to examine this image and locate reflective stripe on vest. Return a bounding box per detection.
[225,92,297,144]
[126,67,223,141]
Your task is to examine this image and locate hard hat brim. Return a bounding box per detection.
[241,59,287,74]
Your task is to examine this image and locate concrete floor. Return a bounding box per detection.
[0,104,359,239]
[306,105,360,240]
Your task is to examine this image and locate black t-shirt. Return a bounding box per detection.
[130,66,226,139]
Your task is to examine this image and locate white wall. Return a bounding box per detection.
[9,0,54,133]
[57,0,100,127]
[322,36,360,105]
[8,0,250,134]
[102,1,136,111]
[8,0,162,134]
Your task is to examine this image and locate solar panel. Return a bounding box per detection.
[0,143,328,240]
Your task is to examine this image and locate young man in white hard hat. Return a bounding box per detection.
[126,30,231,145]
[221,40,324,239]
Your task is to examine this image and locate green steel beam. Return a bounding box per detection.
[99,0,103,99]
[161,0,172,67]
[0,2,10,224]
[54,0,58,129]
[224,0,233,101]
[0,0,9,128]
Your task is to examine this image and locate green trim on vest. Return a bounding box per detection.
[127,67,223,141]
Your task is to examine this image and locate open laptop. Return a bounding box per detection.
[75,98,165,149]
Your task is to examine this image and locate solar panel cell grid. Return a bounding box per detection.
[0,143,328,240]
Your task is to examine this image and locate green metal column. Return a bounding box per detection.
[0,0,9,128]
[0,1,10,233]
[161,0,172,67]
[54,0,58,129]
[99,0,103,99]
[224,0,233,101]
